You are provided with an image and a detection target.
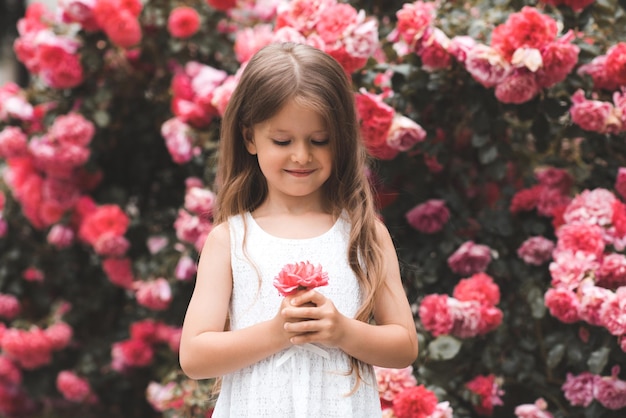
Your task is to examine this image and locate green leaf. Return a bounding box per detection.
[478,145,498,164]
[526,286,546,319]
[428,336,462,361]
[546,344,565,369]
[587,347,611,374]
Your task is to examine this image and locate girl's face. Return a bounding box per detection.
[245,99,332,205]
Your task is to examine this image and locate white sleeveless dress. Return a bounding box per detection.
[211,212,382,418]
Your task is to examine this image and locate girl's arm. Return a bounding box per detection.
[179,222,295,380]
[282,221,418,369]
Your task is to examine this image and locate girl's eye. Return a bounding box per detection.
[311,139,329,146]
[272,140,290,146]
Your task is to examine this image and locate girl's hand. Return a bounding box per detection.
[271,296,307,348]
[280,289,346,348]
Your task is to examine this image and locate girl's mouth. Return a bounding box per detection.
[285,169,314,177]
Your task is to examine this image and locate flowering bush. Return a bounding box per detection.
[1,0,626,417]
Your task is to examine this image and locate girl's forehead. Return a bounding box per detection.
[257,99,328,132]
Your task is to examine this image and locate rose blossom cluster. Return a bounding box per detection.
[569,89,626,134]
[355,89,426,160]
[465,374,505,416]
[273,0,379,74]
[419,273,503,338]
[543,187,626,351]
[393,1,452,71]
[161,62,235,163]
[13,3,84,89]
[56,370,97,404]
[2,112,98,231]
[229,0,380,74]
[375,366,453,418]
[562,366,626,410]
[578,42,626,92]
[173,178,215,253]
[93,0,143,48]
[509,166,574,222]
[448,6,579,104]
[0,321,72,370]
[111,319,181,372]
[405,199,450,234]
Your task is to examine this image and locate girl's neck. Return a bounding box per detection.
[254,195,331,217]
[250,196,337,240]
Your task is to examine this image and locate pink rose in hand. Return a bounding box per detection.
[273,261,329,297]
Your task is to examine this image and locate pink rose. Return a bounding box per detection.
[0,126,29,159]
[273,261,329,296]
[418,28,452,71]
[234,25,274,64]
[605,42,626,87]
[577,55,619,91]
[514,398,553,418]
[578,282,614,326]
[517,236,555,266]
[355,90,397,159]
[495,70,540,104]
[555,223,605,258]
[405,199,449,234]
[101,257,135,289]
[56,370,94,403]
[111,338,154,371]
[447,241,492,276]
[387,115,427,152]
[395,1,435,46]
[536,37,579,88]
[418,294,453,336]
[453,272,500,306]
[569,90,621,134]
[135,278,172,311]
[563,188,616,226]
[315,3,357,43]
[374,365,417,408]
[544,287,580,323]
[464,44,510,88]
[167,7,200,39]
[562,372,598,407]
[599,287,626,336]
[594,371,626,410]
[490,7,558,60]
[597,253,626,289]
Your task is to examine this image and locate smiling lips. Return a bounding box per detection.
[285,169,315,177]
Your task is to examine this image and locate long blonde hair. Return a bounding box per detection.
[215,42,386,388]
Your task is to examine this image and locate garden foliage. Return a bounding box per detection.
[0,0,625,417]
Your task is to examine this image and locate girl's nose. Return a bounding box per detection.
[291,144,312,163]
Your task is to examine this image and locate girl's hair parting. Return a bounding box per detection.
[215,42,386,391]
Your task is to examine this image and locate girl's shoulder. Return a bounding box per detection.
[203,221,231,249]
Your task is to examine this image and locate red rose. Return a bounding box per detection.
[392,385,438,418]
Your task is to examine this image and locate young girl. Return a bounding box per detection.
[180,42,418,417]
